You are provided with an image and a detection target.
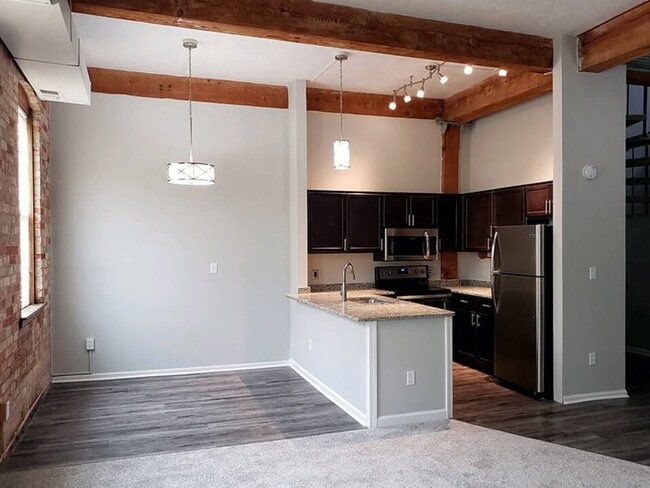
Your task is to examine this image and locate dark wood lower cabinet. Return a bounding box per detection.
[452,294,494,375]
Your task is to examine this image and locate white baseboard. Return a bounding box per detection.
[627,346,650,358]
[562,389,629,405]
[377,409,448,428]
[52,360,290,383]
[289,359,368,427]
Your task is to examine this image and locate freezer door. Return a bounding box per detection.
[492,225,545,277]
[493,273,545,393]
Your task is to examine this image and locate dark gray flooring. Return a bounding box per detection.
[1,367,362,472]
[454,362,650,466]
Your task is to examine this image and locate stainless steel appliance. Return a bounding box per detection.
[375,265,452,309]
[384,228,439,262]
[491,224,552,396]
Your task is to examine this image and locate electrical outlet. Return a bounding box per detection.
[85,338,95,352]
[312,269,319,280]
[0,401,10,423]
[588,352,597,367]
[308,339,313,351]
[589,267,597,281]
[210,263,218,274]
[406,370,416,386]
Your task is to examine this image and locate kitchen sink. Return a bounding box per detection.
[347,297,390,305]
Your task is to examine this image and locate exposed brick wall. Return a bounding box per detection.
[0,42,51,455]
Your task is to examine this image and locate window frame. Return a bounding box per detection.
[17,90,35,310]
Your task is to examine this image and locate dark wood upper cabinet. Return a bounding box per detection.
[411,195,437,227]
[437,194,461,252]
[492,188,525,228]
[463,192,492,252]
[383,194,411,228]
[346,193,383,252]
[525,183,553,217]
[308,191,346,252]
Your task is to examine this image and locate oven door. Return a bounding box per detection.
[399,294,452,310]
[384,228,438,261]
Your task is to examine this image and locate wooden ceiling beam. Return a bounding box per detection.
[307,88,442,119]
[88,67,289,108]
[578,2,650,73]
[443,71,552,123]
[71,0,553,72]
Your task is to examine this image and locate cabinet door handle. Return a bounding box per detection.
[344,238,347,251]
[545,199,549,215]
[481,303,492,309]
[471,313,476,327]
[460,299,469,304]
[380,238,384,251]
[475,314,481,328]
[487,237,491,252]
[548,199,552,214]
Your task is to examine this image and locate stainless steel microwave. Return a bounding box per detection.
[384,228,439,261]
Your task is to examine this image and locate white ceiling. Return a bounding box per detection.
[319,0,642,38]
[74,14,497,98]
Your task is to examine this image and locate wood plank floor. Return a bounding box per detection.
[1,367,362,472]
[453,362,650,466]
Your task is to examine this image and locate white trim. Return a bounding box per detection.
[52,360,290,384]
[366,322,378,428]
[627,346,650,358]
[377,409,448,427]
[444,317,453,419]
[289,359,368,427]
[562,389,629,405]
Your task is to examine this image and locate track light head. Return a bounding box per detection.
[464,65,473,75]
[403,93,412,103]
[438,72,448,85]
[498,68,508,77]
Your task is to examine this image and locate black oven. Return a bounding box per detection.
[384,228,439,261]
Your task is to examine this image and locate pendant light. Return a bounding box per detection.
[333,53,350,170]
[167,39,215,185]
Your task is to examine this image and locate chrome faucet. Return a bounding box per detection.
[342,262,356,302]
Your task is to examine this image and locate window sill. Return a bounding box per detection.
[20,303,46,329]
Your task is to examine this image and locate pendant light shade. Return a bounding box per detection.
[333,139,351,170]
[167,39,215,186]
[333,53,350,170]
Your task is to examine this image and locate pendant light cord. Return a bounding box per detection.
[188,45,194,163]
[339,57,343,141]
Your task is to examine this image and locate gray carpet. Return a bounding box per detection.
[1,420,649,487]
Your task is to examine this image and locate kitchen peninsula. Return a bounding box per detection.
[287,290,454,428]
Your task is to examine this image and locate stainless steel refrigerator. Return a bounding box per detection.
[491,224,551,396]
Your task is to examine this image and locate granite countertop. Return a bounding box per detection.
[287,290,454,322]
[447,286,493,299]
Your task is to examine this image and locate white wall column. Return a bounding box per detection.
[289,80,308,292]
[552,35,627,403]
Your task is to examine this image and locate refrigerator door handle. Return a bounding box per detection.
[490,231,500,311]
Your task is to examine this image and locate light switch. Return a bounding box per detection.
[589,267,597,281]
[210,263,218,274]
[406,370,416,386]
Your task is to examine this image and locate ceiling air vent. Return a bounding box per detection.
[39,89,61,100]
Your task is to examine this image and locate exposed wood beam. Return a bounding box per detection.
[628,69,650,86]
[443,71,552,123]
[440,124,460,279]
[72,0,553,72]
[578,2,650,73]
[307,88,442,119]
[88,67,288,108]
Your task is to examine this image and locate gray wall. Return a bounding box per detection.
[553,36,626,400]
[51,93,290,375]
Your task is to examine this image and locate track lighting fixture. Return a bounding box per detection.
[417,80,425,98]
[389,91,397,111]
[464,65,473,75]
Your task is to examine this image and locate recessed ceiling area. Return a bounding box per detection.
[75,14,497,98]
[318,0,642,38]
